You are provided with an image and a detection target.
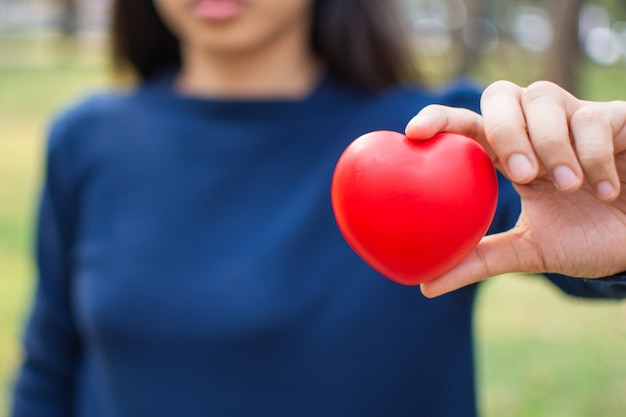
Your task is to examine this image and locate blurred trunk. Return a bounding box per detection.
[545,0,584,94]
[60,0,79,36]
[453,0,483,76]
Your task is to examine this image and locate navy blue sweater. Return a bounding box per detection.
[11,72,626,417]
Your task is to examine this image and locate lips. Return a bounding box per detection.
[191,0,246,21]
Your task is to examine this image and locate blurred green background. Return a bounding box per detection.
[1,1,626,416]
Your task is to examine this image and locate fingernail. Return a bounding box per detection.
[596,181,615,200]
[553,165,579,190]
[507,153,534,181]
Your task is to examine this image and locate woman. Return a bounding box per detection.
[11,0,626,416]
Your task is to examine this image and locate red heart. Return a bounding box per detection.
[331,131,498,286]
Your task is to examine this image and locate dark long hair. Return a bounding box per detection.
[111,0,419,90]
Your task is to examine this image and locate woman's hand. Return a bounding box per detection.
[405,80,626,297]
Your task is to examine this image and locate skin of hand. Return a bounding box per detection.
[405,80,626,298]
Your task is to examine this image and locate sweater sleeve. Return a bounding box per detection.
[492,173,626,299]
[11,117,80,417]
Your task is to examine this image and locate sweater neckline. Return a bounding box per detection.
[137,69,360,120]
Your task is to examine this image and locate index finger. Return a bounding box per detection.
[480,80,541,184]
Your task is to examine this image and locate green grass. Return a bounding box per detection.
[475,275,626,416]
[1,36,625,416]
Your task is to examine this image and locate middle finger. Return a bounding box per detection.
[521,81,583,192]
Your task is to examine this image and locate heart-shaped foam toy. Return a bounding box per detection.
[331,131,498,286]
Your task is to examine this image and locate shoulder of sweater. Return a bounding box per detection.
[45,88,138,152]
[349,77,483,131]
[51,88,136,129]
[382,77,483,111]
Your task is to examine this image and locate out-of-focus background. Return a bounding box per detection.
[1,0,625,416]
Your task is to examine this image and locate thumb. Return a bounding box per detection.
[419,230,538,298]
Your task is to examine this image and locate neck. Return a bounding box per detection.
[175,31,322,99]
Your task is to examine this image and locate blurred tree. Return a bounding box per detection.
[545,0,584,93]
[59,0,79,36]
[452,0,483,75]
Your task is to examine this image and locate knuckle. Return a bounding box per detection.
[486,122,521,146]
[481,80,518,103]
[522,81,560,105]
[526,80,559,90]
[578,148,613,170]
[532,135,564,154]
[570,106,606,130]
